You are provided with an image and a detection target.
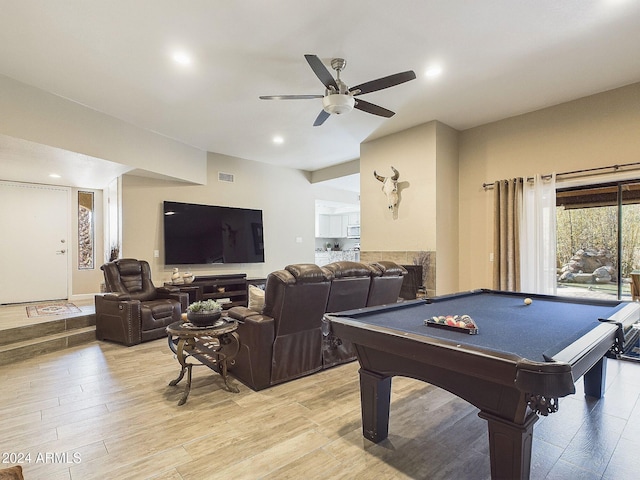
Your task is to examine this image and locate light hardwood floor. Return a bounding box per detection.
[1,335,640,479]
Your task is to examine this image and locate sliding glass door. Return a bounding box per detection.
[556,181,640,300]
[556,184,619,299]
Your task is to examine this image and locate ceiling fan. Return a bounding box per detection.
[260,54,416,126]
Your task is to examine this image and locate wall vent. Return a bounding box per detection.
[218,172,234,183]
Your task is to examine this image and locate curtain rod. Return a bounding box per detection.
[482,160,640,189]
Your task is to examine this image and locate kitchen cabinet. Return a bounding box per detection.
[316,214,348,238]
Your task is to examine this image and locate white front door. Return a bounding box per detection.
[0,181,69,304]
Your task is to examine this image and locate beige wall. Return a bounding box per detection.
[0,75,207,184]
[0,75,210,297]
[361,121,438,251]
[360,120,460,294]
[458,82,640,291]
[5,71,640,299]
[435,122,460,294]
[310,159,359,184]
[121,152,317,285]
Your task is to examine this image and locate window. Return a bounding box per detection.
[78,191,94,269]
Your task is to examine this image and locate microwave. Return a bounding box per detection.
[347,225,360,238]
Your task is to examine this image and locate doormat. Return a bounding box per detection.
[26,303,82,318]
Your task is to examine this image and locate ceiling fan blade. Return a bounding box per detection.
[305,54,338,90]
[350,70,416,96]
[354,99,395,118]
[259,95,324,100]
[313,110,331,126]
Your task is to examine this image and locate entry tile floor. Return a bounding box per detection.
[0,298,95,331]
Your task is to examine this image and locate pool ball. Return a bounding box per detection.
[524,298,532,305]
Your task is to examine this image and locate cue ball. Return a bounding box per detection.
[524,298,532,305]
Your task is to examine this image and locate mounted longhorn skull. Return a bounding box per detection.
[374,166,400,211]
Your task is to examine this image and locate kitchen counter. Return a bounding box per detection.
[315,250,360,266]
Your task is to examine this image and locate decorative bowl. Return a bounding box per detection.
[182,272,194,284]
[186,311,222,327]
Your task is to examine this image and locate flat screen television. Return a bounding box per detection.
[163,201,264,264]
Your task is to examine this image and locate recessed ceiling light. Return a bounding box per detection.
[49,173,61,178]
[424,65,443,79]
[172,51,192,66]
[273,136,284,144]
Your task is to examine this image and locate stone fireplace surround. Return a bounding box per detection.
[360,250,435,297]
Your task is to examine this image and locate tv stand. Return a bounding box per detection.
[169,274,247,309]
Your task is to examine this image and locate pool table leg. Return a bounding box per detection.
[478,411,538,480]
[583,356,607,398]
[359,368,392,443]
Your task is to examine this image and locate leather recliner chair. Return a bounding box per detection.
[367,261,408,306]
[323,261,375,312]
[95,258,188,346]
[321,261,375,368]
[321,260,408,368]
[227,264,331,391]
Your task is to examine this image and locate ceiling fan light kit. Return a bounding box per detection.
[322,94,355,115]
[260,54,416,126]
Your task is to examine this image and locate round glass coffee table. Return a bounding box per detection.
[166,318,240,405]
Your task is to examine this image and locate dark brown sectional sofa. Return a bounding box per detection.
[227,260,407,390]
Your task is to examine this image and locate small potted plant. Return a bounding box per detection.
[186,299,223,326]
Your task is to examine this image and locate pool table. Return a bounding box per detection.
[326,289,640,480]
